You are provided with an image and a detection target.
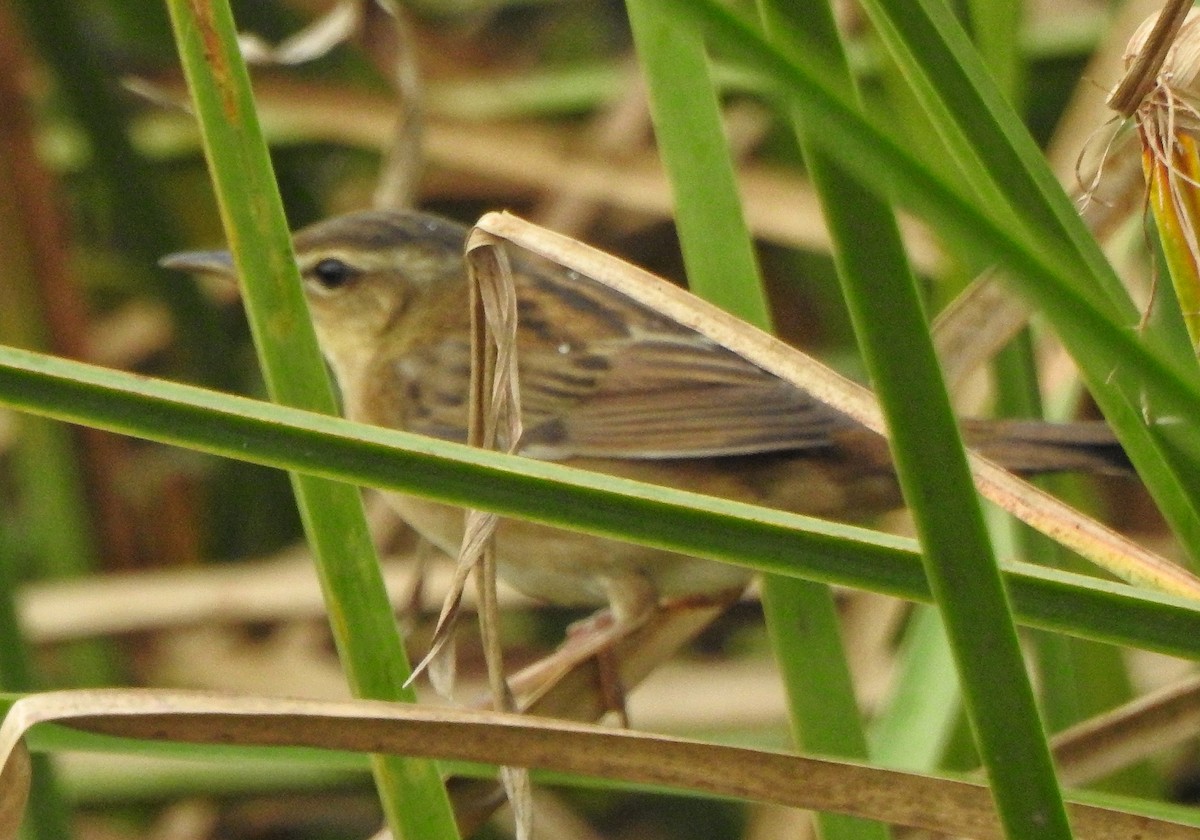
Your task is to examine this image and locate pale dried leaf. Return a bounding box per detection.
[425,634,457,699]
[407,228,525,692]
[471,212,1200,601]
[405,554,470,690]
[501,765,533,840]
[120,77,192,115]
[467,231,524,452]
[239,0,361,65]
[407,554,475,690]
[464,229,531,831]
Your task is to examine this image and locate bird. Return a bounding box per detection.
[163,209,1128,640]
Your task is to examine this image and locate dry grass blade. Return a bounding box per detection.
[471,212,1200,600]
[368,0,424,211]
[1051,674,1200,786]
[0,689,1196,840]
[464,229,530,838]
[932,269,1032,395]
[0,740,29,840]
[406,232,524,698]
[465,230,524,459]
[236,0,362,65]
[15,535,486,643]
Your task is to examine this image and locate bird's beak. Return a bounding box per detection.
[159,249,236,277]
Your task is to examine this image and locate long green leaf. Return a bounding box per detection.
[162,3,457,838]
[1,344,1198,658]
[624,5,878,840]
[755,0,1070,835]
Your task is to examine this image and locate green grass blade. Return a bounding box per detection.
[161,3,457,838]
[860,0,1125,312]
[869,609,959,771]
[966,0,1023,104]
[625,0,770,325]
[755,1,918,838]
[2,345,1200,658]
[857,0,1200,566]
[751,1,1071,836]
[756,0,1070,834]
[624,11,878,838]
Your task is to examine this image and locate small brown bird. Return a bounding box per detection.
[165,210,1127,631]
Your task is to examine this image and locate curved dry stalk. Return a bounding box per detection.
[472,211,1200,601]
[931,269,1029,395]
[409,230,526,695]
[364,0,425,211]
[1,689,1197,840]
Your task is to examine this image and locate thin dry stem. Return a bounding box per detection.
[1108,0,1193,115]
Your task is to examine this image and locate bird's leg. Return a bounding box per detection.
[512,574,659,726]
[566,574,659,643]
[577,576,659,726]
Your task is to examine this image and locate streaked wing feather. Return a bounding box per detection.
[519,333,855,460]
[522,384,850,458]
[397,253,857,459]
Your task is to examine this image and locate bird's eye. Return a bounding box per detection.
[310,258,359,290]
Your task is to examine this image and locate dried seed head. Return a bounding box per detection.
[1125,8,1200,110]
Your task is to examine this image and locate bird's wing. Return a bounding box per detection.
[505,263,855,460]
[391,252,856,459]
[517,331,855,459]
